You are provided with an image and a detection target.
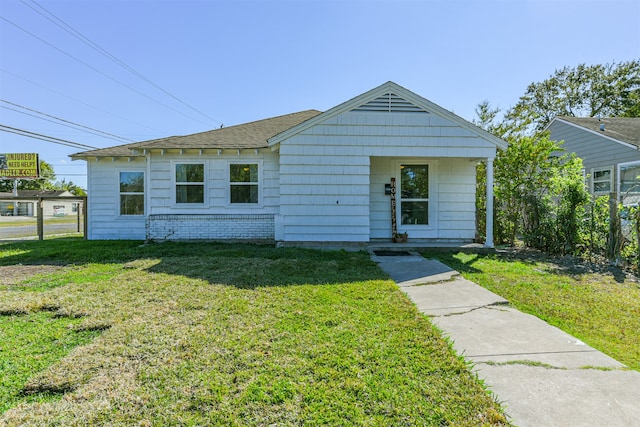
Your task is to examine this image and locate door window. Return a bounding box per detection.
[400,164,429,225]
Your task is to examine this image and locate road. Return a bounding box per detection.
[0,216,83,239]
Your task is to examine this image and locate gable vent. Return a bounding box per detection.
[352,92,428,113]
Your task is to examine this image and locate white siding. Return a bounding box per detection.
[86,151,281,241]
[85,96,499,243]
[147,150,280,215]
[279,111,493,242]
[370,157,476,240]
[86,159,147,240]
[437,159,477,239]
[143,150,279,240]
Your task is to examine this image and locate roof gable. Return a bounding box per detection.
[550,117,640,149]
[268,81,508,149]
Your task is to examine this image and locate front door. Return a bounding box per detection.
[398,163,435,238]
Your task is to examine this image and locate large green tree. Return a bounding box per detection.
[505,59,640,133]
[475,60,639,254]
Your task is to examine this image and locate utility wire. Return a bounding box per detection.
[1,16,215,128]
[0,124,99,150]
[2,105,130,144]
[1,100,135,143]
[1,68,166,136]
[23,0,222,126]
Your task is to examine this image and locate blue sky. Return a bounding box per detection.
[1,0,639,189]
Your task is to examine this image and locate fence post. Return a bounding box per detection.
[37,198,44,241]
[607,192,621,263]
[83,197,88,239]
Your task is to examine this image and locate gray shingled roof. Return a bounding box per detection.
[557,116,640,148]
[71,110,322,158]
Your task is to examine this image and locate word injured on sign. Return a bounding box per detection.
[0,153,40,179]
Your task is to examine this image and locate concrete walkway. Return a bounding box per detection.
[372,252,640,427]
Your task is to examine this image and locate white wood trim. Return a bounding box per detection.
[116,169,146,217]
[590,165,614,195]
[617,160,640,200]
[170,159,209,207]
[225,159,264,208]
[485,158,494,248]
[394,159,438,238]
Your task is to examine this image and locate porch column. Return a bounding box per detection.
[485,157,494,248]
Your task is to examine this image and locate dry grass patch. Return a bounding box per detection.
[0,265,64,286]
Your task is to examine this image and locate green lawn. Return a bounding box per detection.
[0,239,507,426]
[425,251,640,371]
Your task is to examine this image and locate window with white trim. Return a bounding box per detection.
[119,171,144,215]
[619,161,640,203]
[400,164,429,225]
[591,167,613,194]
[229,163,259,204]
[175,163,204,203]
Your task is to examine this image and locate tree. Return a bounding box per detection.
[476,130,588,253]
[0,160,87,195]
[55,178,87,196]
[505,60,640,133]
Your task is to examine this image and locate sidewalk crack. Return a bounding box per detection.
[430,301,509,317]
[477,360,628,371]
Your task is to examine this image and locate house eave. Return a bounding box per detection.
[548,117,639,150]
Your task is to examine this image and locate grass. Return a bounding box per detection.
[0,312,101,413]
[425,251,640,371]
[0,239,508,426]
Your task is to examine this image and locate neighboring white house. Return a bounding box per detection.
[548,117,640,205]
[71,82,507,247]
[0,190,79,217]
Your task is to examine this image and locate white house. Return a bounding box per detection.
[548,117,640,205]
[0,190,79,217]
[72,82,507,247]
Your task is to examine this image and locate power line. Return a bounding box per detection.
[0,68,167,137]
[23,0,222,126]
[0,124,99,150]
[2,104,127,143]
[1,100,135,143]
[1,16,216,128]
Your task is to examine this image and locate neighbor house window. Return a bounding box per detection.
[230,163,259,204]
[400,164,429,225]
[120,171,144,215]
[619,161,640,204]
[592,167,613,194]
[176,163,204,203]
